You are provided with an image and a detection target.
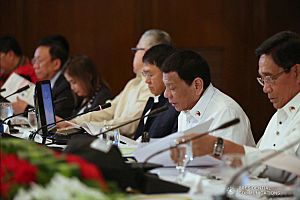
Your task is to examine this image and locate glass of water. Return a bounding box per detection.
[0,102,13,121]
[27,111,38,131]
[171,138,193,183]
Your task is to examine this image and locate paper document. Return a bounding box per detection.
[80,122,101,135]
[133,119,218,166]
[79,122,138,146]
[1,73,35,106]
[263,151,300,176]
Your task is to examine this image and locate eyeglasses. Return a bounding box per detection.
[131,47,145,53]
[256,69,288,86]
[141,71,154,79]
[31,58,41,65]
[31,57,49,66]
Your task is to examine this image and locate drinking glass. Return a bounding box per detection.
[0,102,13,121]
[101,125,120,146]
[171,138,193,183]
[27,111,38,131]
[220,153,249,198]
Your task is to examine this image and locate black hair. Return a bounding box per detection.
[64,54,107,99]
[142,44,175,70]
[37,34,69,67]
[161,50,211,89]
[255,31,300,70]
[0,36,22,56]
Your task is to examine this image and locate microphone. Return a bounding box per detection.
[3,85,30,99]
[0,88,6,93]
[2,108,35,123]
[143,118,240,164]
[1,97,69,124]
[221,137,300,199]
[29,102,112,143]
[93,105,169,137]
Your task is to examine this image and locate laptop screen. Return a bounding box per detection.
[35,80,56,136]
[41,83,55,128]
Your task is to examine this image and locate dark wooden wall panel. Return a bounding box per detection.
[1,0,299,141]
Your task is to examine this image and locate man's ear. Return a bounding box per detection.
[194,77,204,96]
[7,50,15,58]
[52,58,62,71]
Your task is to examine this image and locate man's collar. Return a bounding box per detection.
[183,83,215,119]
[153,95,160,103]
[278,92,300,119]
[50,70,62,88]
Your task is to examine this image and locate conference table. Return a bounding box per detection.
[4,126,295,200]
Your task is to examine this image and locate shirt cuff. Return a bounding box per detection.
[243,145,267,177]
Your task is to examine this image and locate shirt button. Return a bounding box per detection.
[273,144,276,147]
[276,131,280,135]
[279,121,282,125]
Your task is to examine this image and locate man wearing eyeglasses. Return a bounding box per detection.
[12,35,75,118]
[134,44,180,140]
[69,29,172,137]
[173,31,300,183]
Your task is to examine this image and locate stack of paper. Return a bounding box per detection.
[1,73,35,106]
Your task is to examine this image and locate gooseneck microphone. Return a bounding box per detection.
[93,105,169,137]
[143,118,240,164]
[222,136,300,199]
[29,102,112,143]
[1,97,68,124]
[3,85,30,99]
[2,108,35,123]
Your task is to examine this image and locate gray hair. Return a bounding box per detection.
[139,29,172,48]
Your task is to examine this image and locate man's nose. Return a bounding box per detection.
[263,83,272,94]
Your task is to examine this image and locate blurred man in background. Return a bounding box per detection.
[0,36,37,87]
[13,35,75,118]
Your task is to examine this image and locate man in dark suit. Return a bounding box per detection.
[13,35,75,118]
[134,44,179,140]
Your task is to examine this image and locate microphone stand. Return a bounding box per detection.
[143,118,240,164]
[93,105,169,137]
[1,108,35,123]
[29,102,112,144]
[1,97,67,124]
[221,137,300,199]
[3,85,30,99]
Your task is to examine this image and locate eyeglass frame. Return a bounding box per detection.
[131,47,145,53]
[256,69,289,86]
[31,57,54,67]
[141,71,154,79]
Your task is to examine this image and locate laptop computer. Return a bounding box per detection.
[35,80,82,144]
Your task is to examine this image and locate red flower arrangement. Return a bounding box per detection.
[0,138,109,199]
[64,153,107,191]
[1,153,38,199]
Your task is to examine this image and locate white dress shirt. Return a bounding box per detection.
[50,70,62,89]
[73,75,152,137]
[143,95,160,124]
[245,92,300,155]
[178,84,255,146]
[244,92,300,182]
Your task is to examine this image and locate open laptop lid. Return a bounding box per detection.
[35,80,56,138]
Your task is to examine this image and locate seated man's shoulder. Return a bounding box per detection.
[213,88,244,110]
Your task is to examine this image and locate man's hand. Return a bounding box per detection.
[170,134,217,163]
[12,96,28,114]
